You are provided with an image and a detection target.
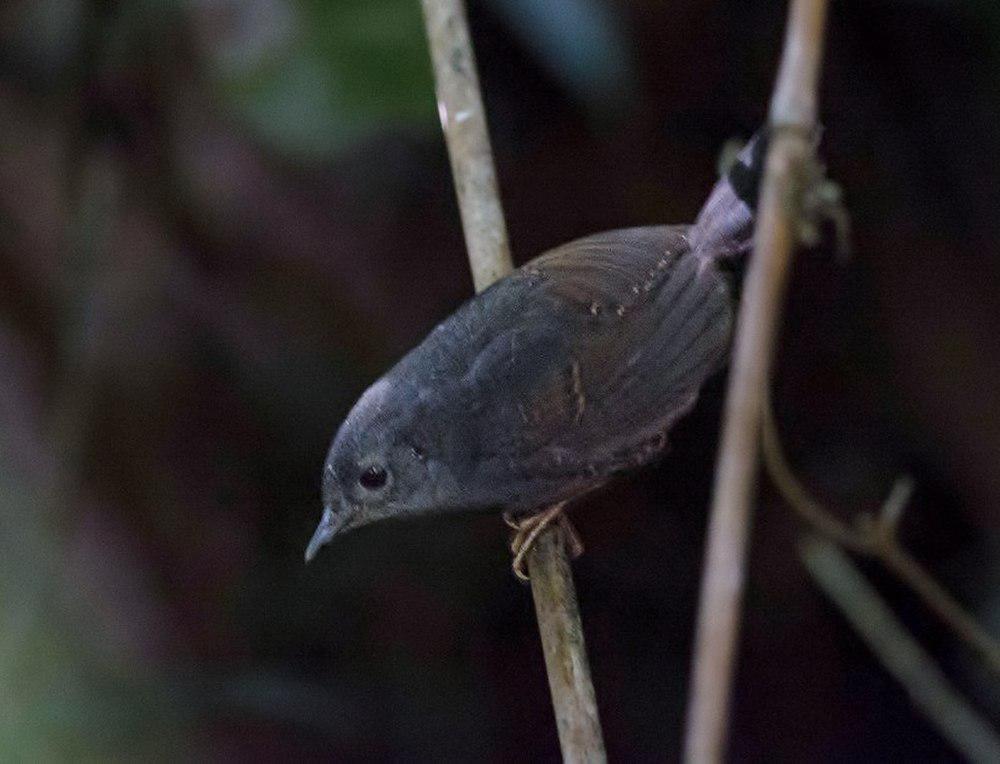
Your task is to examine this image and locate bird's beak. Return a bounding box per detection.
[304,506,344,563]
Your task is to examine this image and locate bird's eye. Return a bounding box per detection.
[358,464,388,491]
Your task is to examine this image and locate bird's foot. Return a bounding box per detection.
[503,502,584,582]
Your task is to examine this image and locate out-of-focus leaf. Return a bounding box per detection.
[0,0,84,85]
[196,0,435,159]
[0,484,190,759]
[486,0,636,113]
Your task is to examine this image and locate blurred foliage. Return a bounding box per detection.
[203,0,437,159]
[0,540,184,758]
[487,0,636,113]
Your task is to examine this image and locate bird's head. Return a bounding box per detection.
[304,375,458,561]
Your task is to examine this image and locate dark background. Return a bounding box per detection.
[1,0,998,759]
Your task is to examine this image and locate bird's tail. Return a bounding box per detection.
[690,130,768,264]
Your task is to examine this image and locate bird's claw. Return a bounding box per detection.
[504,502,584,581]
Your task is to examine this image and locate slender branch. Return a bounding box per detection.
[880,544,1000,676]
[420,2,606,760]
[528,526,606,760]
[684,1,831,760]
[760,395,868,553]
[762,395,1000,676]
[801,537,1000,763]
[420,0,513,291]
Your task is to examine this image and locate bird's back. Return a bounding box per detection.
[392,226,734,512]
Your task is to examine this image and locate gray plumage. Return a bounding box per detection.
[306,133,763,560]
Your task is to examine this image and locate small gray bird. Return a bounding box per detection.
[306,133,765,564]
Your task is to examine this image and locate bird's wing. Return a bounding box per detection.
[459,226,733,477]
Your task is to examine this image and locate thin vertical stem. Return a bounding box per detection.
[683,1,831,761]
[528,527,606,761]
[420,0,513,291]
[420,2,606,760]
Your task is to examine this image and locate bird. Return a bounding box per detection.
[305,132,767,572]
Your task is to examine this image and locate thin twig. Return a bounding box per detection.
[761,394,1000,676]
[760,395,868,554]
[420,0,513,291]
[801,537,1000,764]
[880,544,1000,676]
[683,1,831,760]
[419,1,606,760]
[528,526,606,760]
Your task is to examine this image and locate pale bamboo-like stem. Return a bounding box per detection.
[801,537,1000,763]
[420,2,606,760]
[420,0,513,291]
[528,527,607,761]
[683,1,831,761]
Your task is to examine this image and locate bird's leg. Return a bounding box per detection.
[503,502,584,581]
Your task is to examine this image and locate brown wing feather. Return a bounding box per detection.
[461,226,732,481]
